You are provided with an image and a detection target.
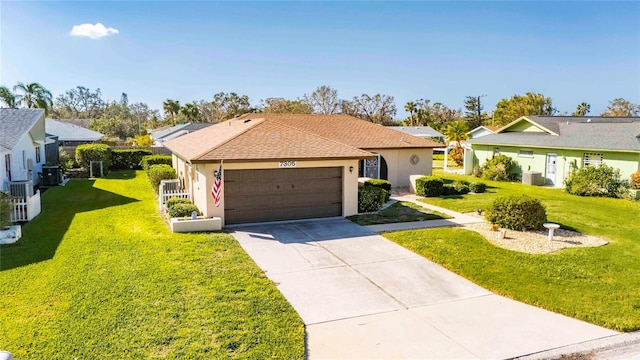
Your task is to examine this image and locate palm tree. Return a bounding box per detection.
[13,82,53,114]
[180,103,201,123]
[163,99,180,125]
[0,86,17,108]
[572,102,591,117]
[404,101,417,126]
[444,120,470,166]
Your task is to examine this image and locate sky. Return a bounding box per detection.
[1,1,639,119]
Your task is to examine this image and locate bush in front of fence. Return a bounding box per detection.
[148,164,177,194]
[111,149,153,170]
[141,155,173,170]
[166,197,192,210]
[0,192,11,228]
[168,203,201,218]
[75,144,112,172]
[363,179,392,201]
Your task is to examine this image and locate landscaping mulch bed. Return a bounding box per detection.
[462,213,609,254]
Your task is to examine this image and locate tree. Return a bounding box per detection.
[304,85,340,114]
[492,92,555,126]
[0,86,17,108]
[13,82,53,114]
[404,101,417,126]
[600,98,640,116]
[341,93,397,125]
[411,99,461,130]
[443,120,469,166]
[52,86,105,119]
[572,102,590,116]
[208,92,253,121]
[260,98,313,114]
[180,102,202,122]
[463,95,488,129]
[163,99,180,125]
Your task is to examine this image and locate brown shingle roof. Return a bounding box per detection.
[236,113,441,149]
[164,117,374,161]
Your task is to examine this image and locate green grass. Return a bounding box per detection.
[384,170,640,331]
[0,170,304,359]
[347,201,449,225]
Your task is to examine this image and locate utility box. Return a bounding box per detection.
[522,171,542,186]
[42,165,62,186]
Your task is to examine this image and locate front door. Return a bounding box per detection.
[545,153,557,186]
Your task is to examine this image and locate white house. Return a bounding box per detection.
[0,108,45,222]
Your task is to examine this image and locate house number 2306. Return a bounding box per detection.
[279,161,297,168]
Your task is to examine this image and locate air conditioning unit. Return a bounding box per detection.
[522,171,542,186]
[42,165,62,186]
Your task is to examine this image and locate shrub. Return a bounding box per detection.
[449,146,465,166]
[415,176,444,197]
[148,164,177,194]
[453,180,470,194]
[630,171,640,189]
[480,155,518,181]
[358,186,387,213]
[442,184,457,196]
[484,195,547,231]
[472,165,483,178]
[0,192,12,228]
[111,149,152,170]
[168,203,201,218]
[364,179,392,201]
[59,148,77,170]
[141,155,173,170]
[564,164,630,198]
[469,182,487,193]
[166,197,192,210]
[75,144,112,171]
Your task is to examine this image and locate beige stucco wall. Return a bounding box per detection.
[178,159,359,226]
[372,148,433,187]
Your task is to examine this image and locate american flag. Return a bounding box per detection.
[212,162,222,207]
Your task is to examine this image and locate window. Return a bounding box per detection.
[36,147,41,163]
[4,154,10,181]
[519,150,534,158]
[583,153,603,167]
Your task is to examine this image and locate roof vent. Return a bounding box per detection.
[587,118,592,122]
[243,119,251,123]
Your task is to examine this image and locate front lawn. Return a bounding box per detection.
[347,201,449,225]
[0,170,304,359]
[385,170,640,331]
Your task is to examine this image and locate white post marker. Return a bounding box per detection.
[543,223,560,241]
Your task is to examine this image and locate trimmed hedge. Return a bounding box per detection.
[0,192,11,228]
[484,195,547,231]
[141,155,173,170]
[168,203,201,218]
[470,182,486,193]
[111,149,152,170]
[358,186,387,213]
[166,197,192,210]
[415,176,444,197]
[75,144,112,171]
[364,179,392,201]
[148,164,177,194]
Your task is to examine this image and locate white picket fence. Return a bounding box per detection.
[10,190,41,222]
[158,179,190,210]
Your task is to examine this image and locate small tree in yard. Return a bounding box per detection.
[485,195,547,231]
[564,164,629,198]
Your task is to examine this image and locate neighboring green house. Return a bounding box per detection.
[468,116,640,187]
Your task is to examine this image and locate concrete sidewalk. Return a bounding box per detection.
[230,218,618,359]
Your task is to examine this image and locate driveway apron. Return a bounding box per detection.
[230,218,617,359]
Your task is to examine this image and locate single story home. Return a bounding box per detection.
[149,122,214,146]
[163,113,440,225]
[45,118,104,146]
[388,126,445,143]
[1,108,46,189]
[467,125,500,139]
[468,116,640,187]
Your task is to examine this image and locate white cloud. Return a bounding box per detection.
[70,23,119,39]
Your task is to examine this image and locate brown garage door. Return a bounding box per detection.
[224,167,342,224]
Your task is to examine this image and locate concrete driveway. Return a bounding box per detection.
[230,218,617,359]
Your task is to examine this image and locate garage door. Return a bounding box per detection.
[224,167,343,224]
